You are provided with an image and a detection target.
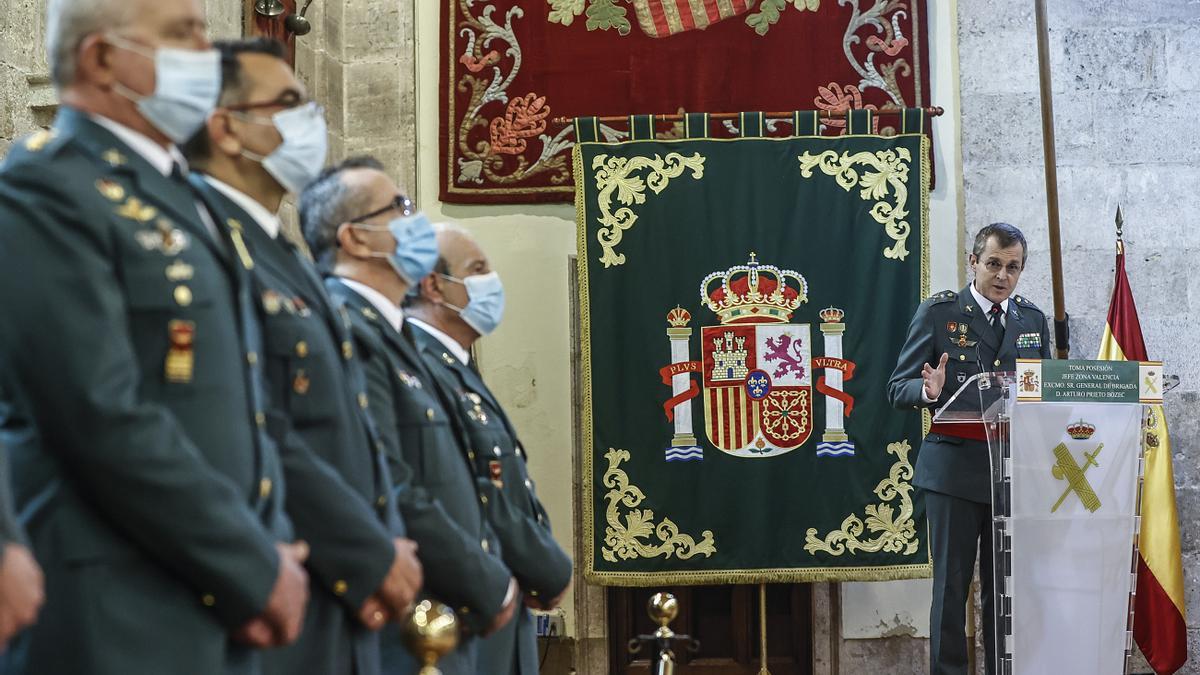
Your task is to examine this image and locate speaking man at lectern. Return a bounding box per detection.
[888,223,1052,675]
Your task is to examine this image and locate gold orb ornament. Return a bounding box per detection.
[648,592,679,638]
[401,600,459,675]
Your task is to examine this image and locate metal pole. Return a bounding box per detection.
[758,584,771,675]
[1034,0,1070,358]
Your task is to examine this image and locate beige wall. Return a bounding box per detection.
[409,0,966,649]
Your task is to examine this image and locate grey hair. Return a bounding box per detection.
[299,156,384,271]
[47,0,138,89]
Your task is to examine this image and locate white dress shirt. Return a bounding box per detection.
[91,115,221,240]
[91,114,188,177]
[204,176,281,239]
[408,318,470,365]
[969,281,1010,327]
[341,279,405,333]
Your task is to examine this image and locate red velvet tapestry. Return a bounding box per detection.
[439,0,932,204]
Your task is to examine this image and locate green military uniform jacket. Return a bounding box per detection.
[888,285,1052,502]
[0,108,288,675]
[189,178,401,675]
[409,324,573,675]
[328,279,514,675]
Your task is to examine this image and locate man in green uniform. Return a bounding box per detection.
[888,223,1052,675]
[406,225,573,675]
[180,39,423,675]
[0,434,41,647]
[0,1,309,673]
[299,156,520,675]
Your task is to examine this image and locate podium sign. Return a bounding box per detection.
[935,360,1164,675]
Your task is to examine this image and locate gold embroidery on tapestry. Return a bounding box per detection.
[592,152,705,268]
[803,439,920,556]
[601,448,716,563]
[797,147,913,261]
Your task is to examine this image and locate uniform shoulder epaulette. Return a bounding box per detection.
[1012,294,1042,312]
[7,128,67,164]
[927,290,957,304]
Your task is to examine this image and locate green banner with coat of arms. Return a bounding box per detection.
[577,130,932,583]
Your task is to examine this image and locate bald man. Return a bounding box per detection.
[406,223,572,675]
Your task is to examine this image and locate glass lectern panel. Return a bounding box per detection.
[931,369,1142,675]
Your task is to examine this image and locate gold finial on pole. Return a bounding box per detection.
[401,601,459,675]
[648,592,679,639]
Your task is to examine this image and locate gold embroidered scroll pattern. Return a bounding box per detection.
[803,439,920,556]
[592,152,705,268]
[797,147,913,261]
[601,448,716,563]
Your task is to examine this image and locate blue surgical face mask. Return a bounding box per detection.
[441,271,505,336]
[237,102,329,194]
[107,35,220,144]
[354,211,438,285]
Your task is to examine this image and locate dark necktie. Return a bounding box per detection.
[989,303,1005,342]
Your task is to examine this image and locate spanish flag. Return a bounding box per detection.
[1097,238,1187,673]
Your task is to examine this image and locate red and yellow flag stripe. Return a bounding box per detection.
[1098,241,1187,674]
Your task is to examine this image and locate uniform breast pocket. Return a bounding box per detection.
[262,313,335,424]
[121,265,220,393]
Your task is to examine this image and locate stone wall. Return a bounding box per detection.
[0,0,242,153]
[291,0,416,192]
[958,0,1200,671]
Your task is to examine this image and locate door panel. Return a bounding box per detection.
[608,584,813,675]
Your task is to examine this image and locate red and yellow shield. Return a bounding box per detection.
[701,323,813,456]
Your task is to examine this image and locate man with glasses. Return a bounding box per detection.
[301,157,520,675]
[888,223,1052,675]
[0,2,308,674]
[181,39,423,675]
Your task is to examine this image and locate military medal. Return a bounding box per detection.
[95,179,125,202]
[165,320,195,383]
[293,369,310,395]
[165,260,194,281]
[947,322,957,333]
[293,297,311,317]
[116,197,158,223]
[465,392,489,424]
[263,290,283,315]
[488,460,504,488]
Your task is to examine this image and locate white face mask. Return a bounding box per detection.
[440,271,506,336]
[236,102,329,194]
[106,34,221,144]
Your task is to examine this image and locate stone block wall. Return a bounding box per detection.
[0,0,242,153]
[292,0,416,192]
[958,0,1200,671]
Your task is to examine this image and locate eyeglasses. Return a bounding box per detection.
[225,90,311,113]
[984,260,1023,275]
[349,194,416,224]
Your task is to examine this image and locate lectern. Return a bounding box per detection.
[932,358,1163,675]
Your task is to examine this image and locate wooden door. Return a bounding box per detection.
[608,584,813,674]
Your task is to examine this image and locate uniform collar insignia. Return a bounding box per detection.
[101,148,127,166]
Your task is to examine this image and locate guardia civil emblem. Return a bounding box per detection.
[658,254,857,461]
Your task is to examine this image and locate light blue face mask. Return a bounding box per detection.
[441,271,505,337]
[355,211,439,285]
[237,102,329,194]
[107,35,220,144]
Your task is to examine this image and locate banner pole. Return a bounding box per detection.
[758,584,771,675]
[1034,0,1070,358]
